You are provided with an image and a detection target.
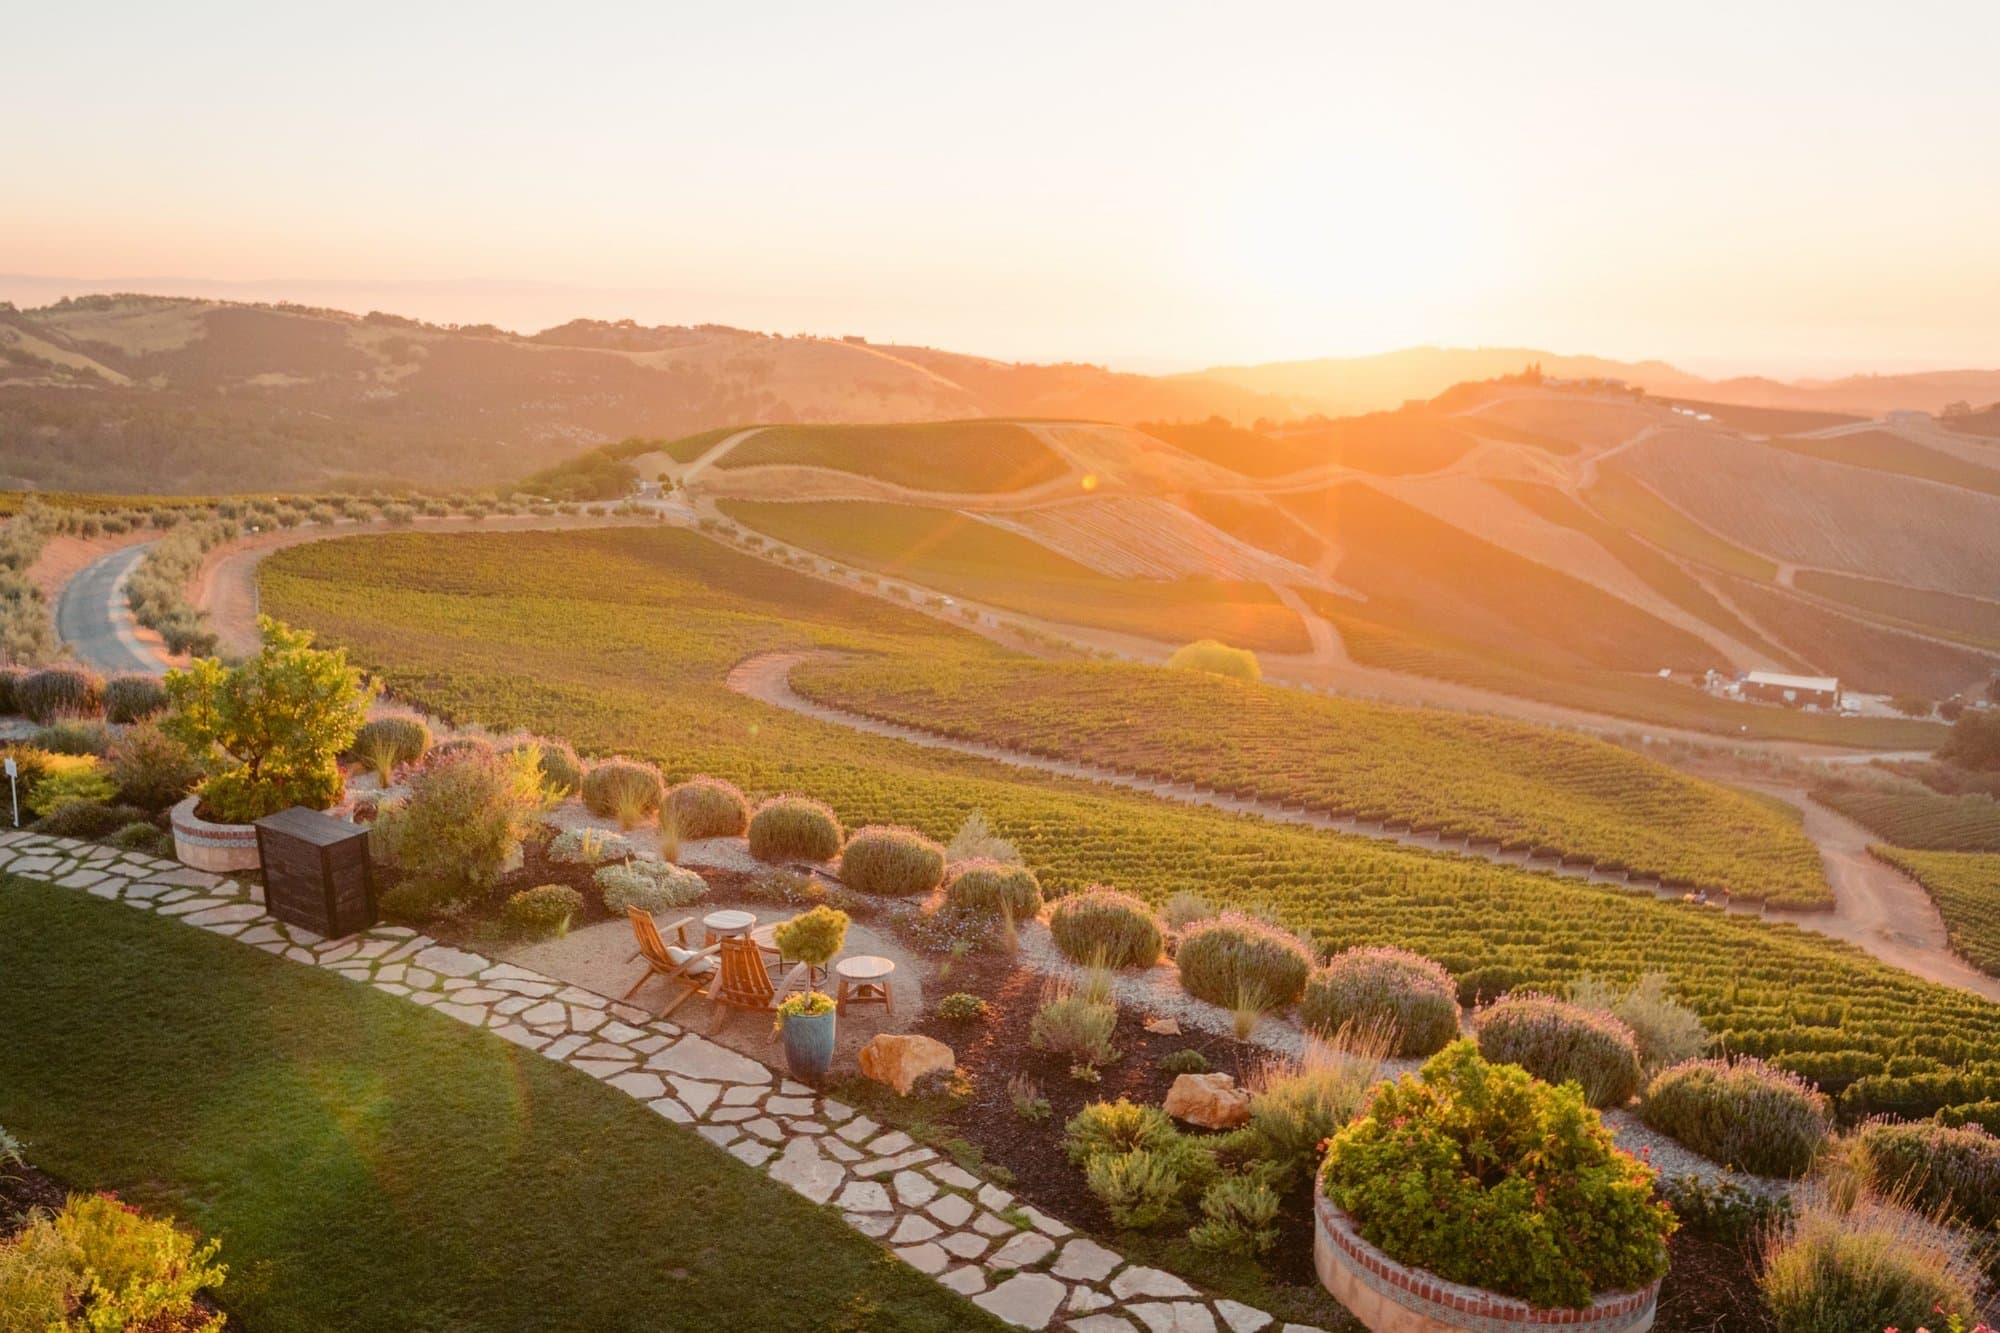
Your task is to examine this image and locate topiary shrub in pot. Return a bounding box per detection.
[102,672,169,724]
[775,990,839,1083]
[666,776,751,839]
[1047,886,1164,968]
[940,859,1043,920]
[580,757,665,830]
[1300,945,1460,1058]
[349,713,432,787]
[1474,992,1645,1109]
[17,664,105,724]
[1639,1056,1831,1178]
[1173,912,1314,1010]
[1318,1041,1673,1315]
[839,825,946,897]
[747,795,844,863]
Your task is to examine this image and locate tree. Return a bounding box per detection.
[1940,710,2000,772]
[163,617,373,822]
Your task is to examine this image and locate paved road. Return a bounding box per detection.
[54,542,167,675]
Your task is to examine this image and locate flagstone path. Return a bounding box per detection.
[0,830,1327,1333]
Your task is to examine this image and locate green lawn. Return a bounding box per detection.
[0,877,997,1333]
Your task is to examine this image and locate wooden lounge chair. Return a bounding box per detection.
[622,908,720,1017]
[706,936,808,1026]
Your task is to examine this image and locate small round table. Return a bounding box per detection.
[702,909,756,946]
[834,954,896,1015]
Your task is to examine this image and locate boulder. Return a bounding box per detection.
[857,1033,955,1096]
[1163,1072,1250,1129]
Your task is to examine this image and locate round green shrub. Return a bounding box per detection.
[1173,912,1314,1009]
[33,800,150,840]
[108,722,201,811]
[547,826,634,865]
[1064,1098,1181,1165]
[1474,992,1644,1109]
[30,719,112,757]
[107,820,174,856]
[0,664,29,715]
[1321,1041,1672,1309]
[350,713,432,783]
[18,665,104,724]
[102,673,169,724]
[839,825,946,897]
[1301,946,1460,1057]
[1640,1056,1831,1178]
[580,757,665,829]
[666,776,750,839]
[747,796,844,863]
[1156,1048,1209,1076]
[510,736,582,797]
[503,884,584,939]
[936,992,992,1024]
[595,860,708,915]
[941,859,1043,919]
[1848,1118,2000,1228]
[1047,886,1164,969]
[1165,639,1260,682]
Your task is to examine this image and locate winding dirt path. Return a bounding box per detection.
[728,650,2000,1002]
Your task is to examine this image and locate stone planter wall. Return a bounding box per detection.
[170,796,262,873]
[1314,1195,1659,1333]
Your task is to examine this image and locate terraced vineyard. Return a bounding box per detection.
[786,655,1830,904]
[1767,431,2000,498]
[257,527,2000,1123]
[1814,779,2000,852]
[1871,848,2000,977]
[714,421,1070,492]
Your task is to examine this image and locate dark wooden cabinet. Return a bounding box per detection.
[254,806,377,939]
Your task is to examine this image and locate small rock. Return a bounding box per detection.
[1162,1072,1250,1129]
[1143,1015,1182,1035]
[856,1033,955,1096]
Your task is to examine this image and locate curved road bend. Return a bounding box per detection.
[54,542,168,676]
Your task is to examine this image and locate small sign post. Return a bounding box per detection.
[4,755,16,827]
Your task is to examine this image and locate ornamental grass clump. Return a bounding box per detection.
[666,775,750,839]
[1047,887,1164,969]
[1300,946,1460,1057]
[1320,1041,1674,1309]
[102,672,169,724]
[548,826,634,865]
[509,736,582,798]
[1845,1118,2000,1228]
[839,825,946,897]
[1758,1185,1982,1333]
[1474,992,1645,1109]
[1173,912,1314,1010]
[1640,1056,1832,1178]
[747,795,845,863]
[580,757,665,829]
[350,713,432,786]
[940,859,1043,919]
[1567,972,1708,1076]
[17,664,105,724]
[595,859,708,914]
[503,884,584,939]
[1032,982,1120,1071]
[1245,1027,1391,1186]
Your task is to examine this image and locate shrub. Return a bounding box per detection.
[941,859,1043,919]
[937,992,992,1024]
[350,713,431,785]
[102,672,169,723]
[772,904,848,969]
[595,860,708,915]
[1474,992,1644,1109]
[107,821,174,856]
[108,722,201,811]
[1301,946,1460,1057]
[0,663,29,715]
[1166,638,1260,682]
[580,758,664,829]
[1085,1150,1200,1230]
[839,825,945,897]
[1157,1048,1209,1076]
[1640,1056,1832,1178]
[946,810,1019,864]
[426,734,497,767]
[1173,912,1314,1010]
[1759,1188,1980,1333]
[371,747,542,905]
[30,719,112,756]
[1066,1100,1216,1228]
[1065,1098,1180,1164]
[1008,1074,1051,1122]
[747,796,844,863]
[1032,990,1119,1069]
[17,664,104,723]
[1188,1175,1281,1256]
[1847,1118,2000,1228]
[1321,1042,1673,1309]
[25,756,115,818]
[503,884,584,939]
[666,776,750,839]
[163,617,372,822]
[548,826,634,865]
[34,799,151,840]
[1246,1039,1387,1186]
[1162,891,1216,932]
[1047,887,1164,969]
[1567,973,1708,1075]
[0,1192,226,1333]
[510,736,581,797]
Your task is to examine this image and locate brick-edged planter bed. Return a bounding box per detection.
[170,796,263,873]
[1313,1194,1660,1333]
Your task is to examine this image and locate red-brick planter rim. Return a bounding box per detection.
[170,795,263,872]
[1314,1193,1661,1332]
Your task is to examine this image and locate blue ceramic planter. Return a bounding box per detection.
[781,1007,837,1082]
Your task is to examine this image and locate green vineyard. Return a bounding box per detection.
[714,421,1070,492]
[1814,781,2000,852]
[1870,848,2000,978]
[257,527,2000,1124]
[788,655,1830,905]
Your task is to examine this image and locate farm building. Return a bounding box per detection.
[1741,671,1841,709]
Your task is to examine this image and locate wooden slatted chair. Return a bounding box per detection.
[622,907,720,1017]
[705,936,808,1028]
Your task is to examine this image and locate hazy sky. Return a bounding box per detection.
[6,1,1997,375]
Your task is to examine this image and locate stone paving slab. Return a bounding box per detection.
[0,836,1326,1333]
